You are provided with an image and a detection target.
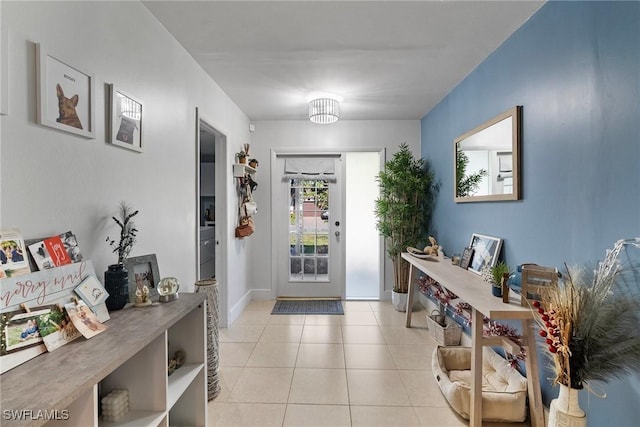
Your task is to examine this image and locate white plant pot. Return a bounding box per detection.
[391,290,408,312]
[548,384,586,427]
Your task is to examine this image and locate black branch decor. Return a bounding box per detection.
[106,201,139,265]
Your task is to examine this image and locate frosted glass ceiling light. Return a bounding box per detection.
[309,97,340,124]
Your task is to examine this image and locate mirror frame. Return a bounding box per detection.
[454,106,522,203]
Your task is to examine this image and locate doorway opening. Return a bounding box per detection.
[196,108,227,326]
[271,150,382,301]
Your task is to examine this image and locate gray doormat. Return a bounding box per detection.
[271,299,344,315]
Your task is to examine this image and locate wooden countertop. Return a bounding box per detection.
[0,293,206,427]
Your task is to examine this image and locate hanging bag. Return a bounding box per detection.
[235,216,255,238]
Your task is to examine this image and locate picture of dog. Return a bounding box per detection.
[55,83,83,130]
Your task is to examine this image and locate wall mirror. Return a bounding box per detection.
[455,106,521,202]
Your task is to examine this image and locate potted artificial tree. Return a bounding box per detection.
[375,143,436,311]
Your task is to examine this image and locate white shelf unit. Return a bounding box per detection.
[1,294,207,427]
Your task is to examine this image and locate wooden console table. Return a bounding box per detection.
[403,252,543,427]
[1,293,207,427]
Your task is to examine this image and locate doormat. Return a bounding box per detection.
[271,299,344,315]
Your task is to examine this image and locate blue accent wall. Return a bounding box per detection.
[421,1,640,425]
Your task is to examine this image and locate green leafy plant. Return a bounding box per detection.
[374,143,436,293]
[484,260,511,288]
[106,201,139,265]
[456,142,488,197]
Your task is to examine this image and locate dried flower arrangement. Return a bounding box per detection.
[106,201,139,265]
[531,238,640,389]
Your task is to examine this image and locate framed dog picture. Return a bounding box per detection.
[36,43,95,138]
[108,84,143,152]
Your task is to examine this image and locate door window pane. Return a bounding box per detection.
[288,179,329,281]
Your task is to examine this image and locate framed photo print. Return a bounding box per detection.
[108,84,143,152]
[124,254,160,302]
[1,228,31,278]
[467,233,503,275]
[459,247,474,270]
[36,43,95,138]
[1,307,50,356]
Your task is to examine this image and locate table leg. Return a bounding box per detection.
[470,308,483,427]
[523,318,545,427]
[405,264,417,328]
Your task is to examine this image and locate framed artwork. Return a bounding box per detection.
[459,247,474,270]
[36,43,95,138]
[108,84,143,152]
[124,254,160,302]
[467,233,503,275]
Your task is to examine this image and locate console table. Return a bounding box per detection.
[403,252,544,427]
[1,293,207,427]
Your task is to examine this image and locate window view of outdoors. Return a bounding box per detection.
[289,179,329,281]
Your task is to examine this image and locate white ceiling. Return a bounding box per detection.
[144,1,544,122]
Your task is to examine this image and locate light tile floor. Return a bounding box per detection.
[209,300,532,427]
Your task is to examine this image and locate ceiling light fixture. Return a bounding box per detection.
[309,97,340,124]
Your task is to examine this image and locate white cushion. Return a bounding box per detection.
[432,346,528,422]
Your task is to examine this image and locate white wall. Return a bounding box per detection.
[249,120,420,299]
[0,1,252,325]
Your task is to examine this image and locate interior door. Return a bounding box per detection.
[275,155,343,298]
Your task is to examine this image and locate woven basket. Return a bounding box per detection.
[195,279,221,400]
[427,310,462,346]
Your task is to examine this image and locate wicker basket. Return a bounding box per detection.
[427,310,462,346]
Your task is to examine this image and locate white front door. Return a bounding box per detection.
[275,155,343,298]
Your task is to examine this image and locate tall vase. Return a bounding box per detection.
[195,278,221,400]
[548,384,586,427]
[104,264,129,310]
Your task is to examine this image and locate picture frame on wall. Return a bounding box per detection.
[467,233,503,275]
[124,254,160,303]
[36,43,95,138]
[108,84,143,152]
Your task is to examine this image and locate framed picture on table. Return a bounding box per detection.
[459,247,474,270]
[467,233,503,275]
[124,254,160,302]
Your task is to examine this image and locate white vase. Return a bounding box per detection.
[548,384,586,427]
[391,290,408,312]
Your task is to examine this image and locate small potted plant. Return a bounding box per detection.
[236,151,247,164]
[105,201,139,310]
[248,158,259,168]
[482,261,510,297]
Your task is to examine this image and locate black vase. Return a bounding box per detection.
[105,264,129,310]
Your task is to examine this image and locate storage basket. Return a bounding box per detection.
[427,310,462,346]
